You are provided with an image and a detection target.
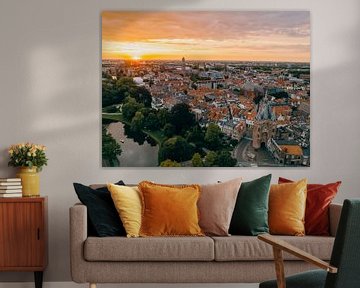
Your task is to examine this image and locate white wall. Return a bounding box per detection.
[0,0,359,283]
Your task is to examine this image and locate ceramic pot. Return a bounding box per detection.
[16,167,40,197]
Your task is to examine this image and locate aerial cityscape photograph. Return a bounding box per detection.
[101,11,311,167]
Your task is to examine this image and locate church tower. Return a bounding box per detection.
[252,92,277,149]
[182,57,186,74]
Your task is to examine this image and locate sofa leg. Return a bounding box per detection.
[89,283,96,288]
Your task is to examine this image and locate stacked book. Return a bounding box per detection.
[0,178,22,197]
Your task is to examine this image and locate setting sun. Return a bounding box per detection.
[132,55,141,60]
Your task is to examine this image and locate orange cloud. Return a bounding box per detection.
[102,11,310,62]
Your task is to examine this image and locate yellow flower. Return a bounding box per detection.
[8,142,47,173]
[38,145,46,151]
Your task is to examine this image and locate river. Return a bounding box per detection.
[107,122,159,167]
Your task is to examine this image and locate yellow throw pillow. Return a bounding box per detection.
[269,179,307,236]
[107,183,142,238]
[138,181,204,237]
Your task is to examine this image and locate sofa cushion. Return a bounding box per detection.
[73,181,126,237]
[229,174,271,236]
[198,178,242,236]
[107,184,142,238]
[139,181,203,237]
[84,236,214,261]
[269,179,307,236]
[212,236,334,261]
[279,177,341,236]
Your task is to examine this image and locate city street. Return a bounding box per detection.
[234,138,279,167]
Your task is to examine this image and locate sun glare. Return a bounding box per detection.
[132,55,141,60]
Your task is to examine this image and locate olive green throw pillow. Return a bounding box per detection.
[229,174,272,236]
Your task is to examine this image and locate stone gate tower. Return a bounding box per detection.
[252,93,276,149]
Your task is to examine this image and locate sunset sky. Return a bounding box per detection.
[102,11,310,62]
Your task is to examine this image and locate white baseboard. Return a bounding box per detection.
[0,282,259,288]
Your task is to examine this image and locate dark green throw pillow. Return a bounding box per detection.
[73,181,126,237]
[229,174,272,236]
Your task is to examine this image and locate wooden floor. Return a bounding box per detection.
[0,283,259,288]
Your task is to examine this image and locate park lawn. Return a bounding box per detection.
[102,112,166,145]
[146,130,167,145]
[102,112,127,123]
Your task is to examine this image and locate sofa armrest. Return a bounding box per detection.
[69,203,88,283]
[329,203,342,237]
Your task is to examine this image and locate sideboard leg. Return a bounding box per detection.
[90,283,97,288]
[34,271,43,288]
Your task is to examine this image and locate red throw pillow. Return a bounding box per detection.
[278,177,341,236]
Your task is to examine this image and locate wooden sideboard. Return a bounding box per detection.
[0,197,48,288]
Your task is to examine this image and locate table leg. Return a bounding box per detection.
[34,271,43,288]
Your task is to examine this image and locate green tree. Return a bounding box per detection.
[115,77,136,87]
[215,150,237,167]
[102,77,153,108]
[133,86,152,107]
[186,125,205,146]
[122,97,144,121]
[170,103,196,134]
[157,108,170,127]
[163,123,176,138]
[160,159,181,167]
[139,107,151,118]
[191,83,198,90]
[159,136,194,163]
[102,127,122,166]
[190,73,200,82]
[102,71,112,79]
[191,153,204,167]
[204,151,217,167]
[131,111,145,131]
[114,77,137,98]
[230,139,239,147]
[102,79,119,107]
[144,112,160,131]
[106,77,137,106]
[205,123,222,150]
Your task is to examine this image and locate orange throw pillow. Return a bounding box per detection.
[138,181,204,237]
[279,177,341,236]
[269,179,307,236]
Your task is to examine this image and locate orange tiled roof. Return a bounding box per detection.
[246,111,257,121]
[272,105,291,116]
[279,145,303,156]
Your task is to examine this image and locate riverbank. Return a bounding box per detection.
[102,112,166,145]
[107,122,159,167]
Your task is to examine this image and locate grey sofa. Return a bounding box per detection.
[70,203,342,288]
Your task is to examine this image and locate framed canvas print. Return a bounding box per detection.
[101,11,310,167]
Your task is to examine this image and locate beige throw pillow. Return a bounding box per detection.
[198,178,242,236]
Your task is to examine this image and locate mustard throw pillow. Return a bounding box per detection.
[107,183,142,238]
[269,179,307,236]
[138,181,203,237]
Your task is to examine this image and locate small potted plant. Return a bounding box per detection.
[8,143,48,197]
